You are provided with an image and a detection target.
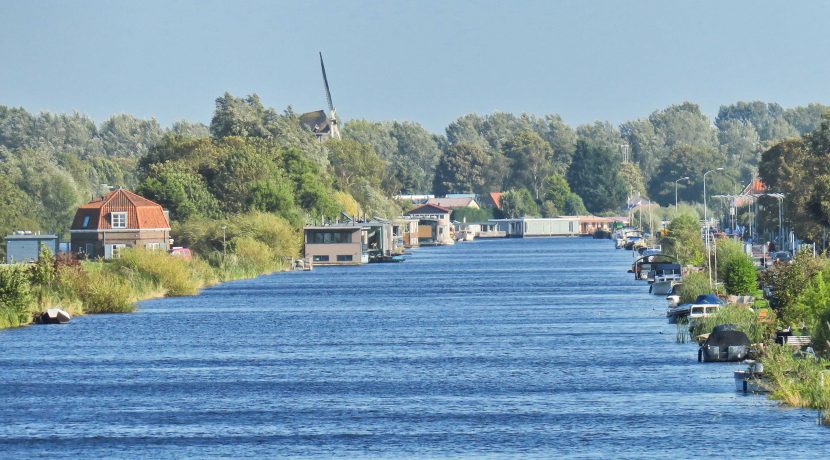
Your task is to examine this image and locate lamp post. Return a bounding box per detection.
[675,176,690,210]
[221,225,227,259]
[703,167,724,289]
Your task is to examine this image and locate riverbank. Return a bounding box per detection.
[0,247,292,330]
[637,243,830,423]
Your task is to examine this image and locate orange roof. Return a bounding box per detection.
[489,192,504,209]
[71,189,170,230]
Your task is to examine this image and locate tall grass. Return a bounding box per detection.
[761,344,830,410]
[56,263,134,314]
[110,248,215,297]
[690,304,773,344]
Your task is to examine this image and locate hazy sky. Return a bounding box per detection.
[1,0,828,133]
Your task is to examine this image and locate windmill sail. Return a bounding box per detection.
[320,52,335,113]
[318,51,341,139]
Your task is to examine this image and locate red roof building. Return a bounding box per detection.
[70,189,171,259]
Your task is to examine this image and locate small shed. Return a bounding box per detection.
[4,232,59,264]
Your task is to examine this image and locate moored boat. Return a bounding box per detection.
[36,308,71,324]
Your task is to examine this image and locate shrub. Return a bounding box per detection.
[723,255,757,295]
[679,271,711,304]
[0,265,34,328]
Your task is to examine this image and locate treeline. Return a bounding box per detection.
[758,114,830,244]
[342,102,828,218]
[2,97,828,254]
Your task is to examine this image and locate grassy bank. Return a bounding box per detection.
[0,212,299,329]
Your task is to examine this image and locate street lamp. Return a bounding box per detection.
[703,167,724,289]
[221,225,227,258]
[675,176,690,209]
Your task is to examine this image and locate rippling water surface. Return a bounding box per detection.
[1,238,826,458]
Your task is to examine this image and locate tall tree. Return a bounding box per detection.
[432,143,490,195]
[504,130,552,200]
[567,139,627,213]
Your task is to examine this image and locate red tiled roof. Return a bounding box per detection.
[489,192,504,209]
[71,189,170,230]
[406,203,452,215]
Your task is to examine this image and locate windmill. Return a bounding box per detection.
[319,52,341,140]
[299,52,341,141]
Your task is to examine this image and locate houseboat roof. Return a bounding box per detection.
[426,197,477,209]
[406,204,452,215]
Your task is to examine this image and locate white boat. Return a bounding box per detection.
[666,294,723,324]
[36,308,71,324]
[734,361,768,393]
[650,274,681,295]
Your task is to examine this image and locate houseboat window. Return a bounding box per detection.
[82,215,90,228]
[337,255,353,262]
[111,212,127,228]
[310,231,351,244]
[313,255,330,262]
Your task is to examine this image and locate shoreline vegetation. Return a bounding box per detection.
[0,212,300,329]
[655,210,830,423]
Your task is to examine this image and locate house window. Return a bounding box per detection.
[110,244,126,259]
[82,215,90,228]
[146,242,161,251]
[313,255,329,262]
[85,243,94,256]
[336,255,353,262]
[111,212,127,228]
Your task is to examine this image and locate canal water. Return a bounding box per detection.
[0,238,825,458]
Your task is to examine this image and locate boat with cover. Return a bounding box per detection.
[698,324,750,362]
[666,294,724,324]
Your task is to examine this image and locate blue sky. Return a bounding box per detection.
[1,0,828,133]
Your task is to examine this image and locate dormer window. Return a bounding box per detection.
[82,215,90,228]
[111,212,127,228]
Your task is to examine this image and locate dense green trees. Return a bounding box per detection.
[567,139,627,213]
[661,213,705,266]
[500,189,539,218]
[758,114,830,242]
[432,143,490,195]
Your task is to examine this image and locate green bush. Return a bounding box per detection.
[723,255,757,295]
[0,265,34,328]
[679,271,710,304]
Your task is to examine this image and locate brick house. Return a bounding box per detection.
[70,189,171,259]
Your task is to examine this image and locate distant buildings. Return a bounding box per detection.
[405,203,454,246]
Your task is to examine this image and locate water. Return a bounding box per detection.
[0,238,825,458]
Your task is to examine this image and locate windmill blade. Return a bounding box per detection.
[319,52,335,112]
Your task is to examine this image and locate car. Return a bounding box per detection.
[770,251,792,263]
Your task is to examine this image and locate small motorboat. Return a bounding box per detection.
[698,324,750,362]
[734,360,768,393]
[36,308,71,324]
